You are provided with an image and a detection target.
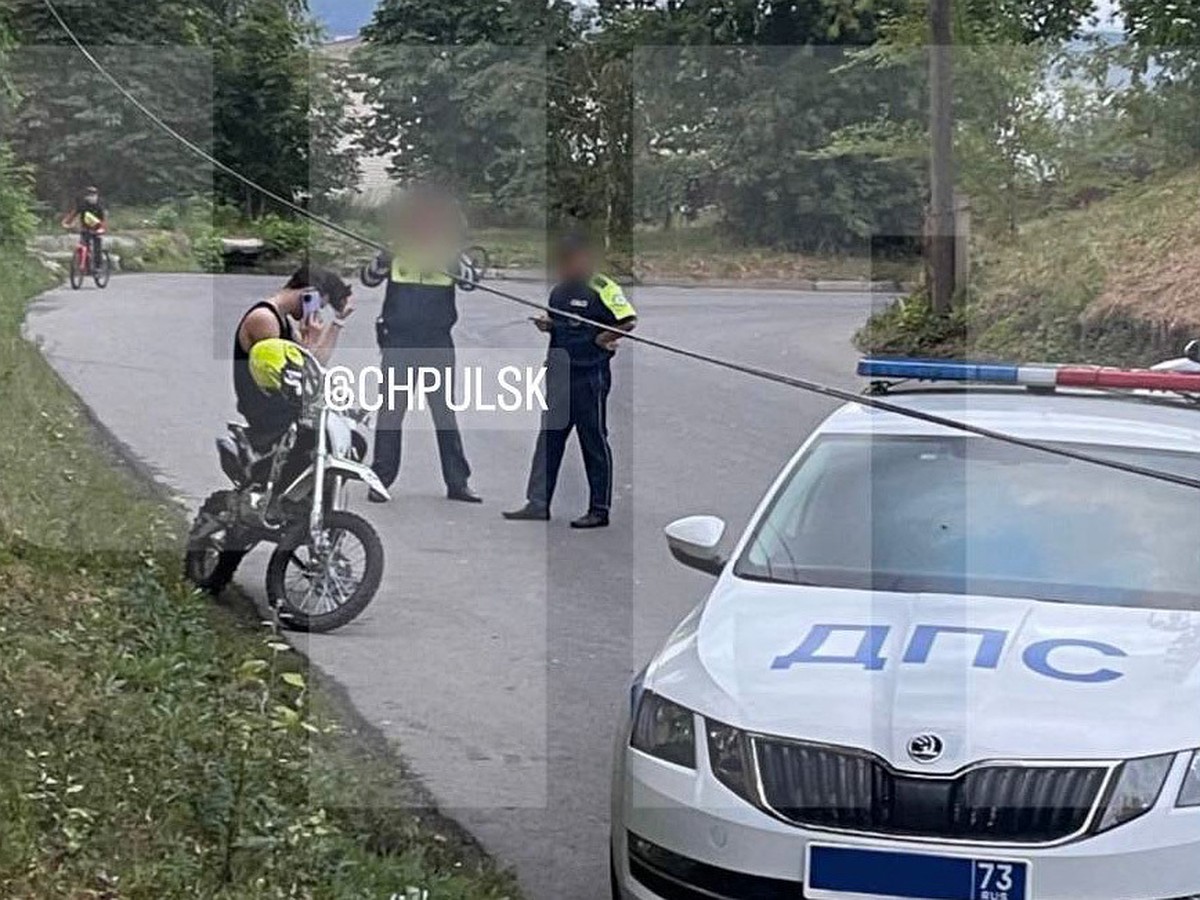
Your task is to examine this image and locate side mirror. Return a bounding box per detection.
[1187,340,1200,363]
[665,516,728,576]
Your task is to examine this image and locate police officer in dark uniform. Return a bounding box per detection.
[361,189,481,503]
[504,233,637,529]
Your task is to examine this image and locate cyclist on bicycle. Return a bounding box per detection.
[61,186,107,272]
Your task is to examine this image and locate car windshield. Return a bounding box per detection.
[734,434,1200,609]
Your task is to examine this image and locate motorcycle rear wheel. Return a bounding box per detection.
[266,510,384,633]
[185,490,249,594]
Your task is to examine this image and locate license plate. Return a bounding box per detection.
[806,844,1029,900]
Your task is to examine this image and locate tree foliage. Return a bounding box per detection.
[3,0,356,212]
[354,0,570,225]
[0,10,36,245]
[358,0,927,252]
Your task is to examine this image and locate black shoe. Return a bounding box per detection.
[502,503,549,521]
[448,485,483,504]
[570,512,609,529]
[368,489,389,504]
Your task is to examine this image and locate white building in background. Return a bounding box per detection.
[321,36,395,206]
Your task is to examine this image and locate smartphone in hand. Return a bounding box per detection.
[301,290,323,321]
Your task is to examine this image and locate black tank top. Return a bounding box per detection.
[234,301,296,439]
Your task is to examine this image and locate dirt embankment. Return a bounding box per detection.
[967,171,1200,365]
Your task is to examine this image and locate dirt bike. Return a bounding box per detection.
[185,348,390,632]
[69,226,112,290]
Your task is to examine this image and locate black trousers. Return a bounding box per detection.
[372,341,472,491]
[81,230,103,269]
[526,361,612,514]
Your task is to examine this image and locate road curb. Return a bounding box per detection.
[489,267,914,293]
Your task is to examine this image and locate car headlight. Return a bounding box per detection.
[1095,754,1174,832]
[706,719,757,803]
[1178,751,1200,808]
[630,692,696,769]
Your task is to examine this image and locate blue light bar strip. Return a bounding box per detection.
[857,358,1021,384]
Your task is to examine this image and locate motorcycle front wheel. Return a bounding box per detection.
[266,510,384,633]
[185,490,249,594]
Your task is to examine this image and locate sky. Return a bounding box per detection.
[312,0,377,38]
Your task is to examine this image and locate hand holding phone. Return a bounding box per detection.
[301,290,323,320]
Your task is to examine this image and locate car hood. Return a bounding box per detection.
[649,580,1200,771]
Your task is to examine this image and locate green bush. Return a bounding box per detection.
[0,141,37,247]
[191,224,226,273]
[256,214,312,257]
[855,290,968,359]
[150,203,182,231]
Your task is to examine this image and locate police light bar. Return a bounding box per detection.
[858,357,1200,393]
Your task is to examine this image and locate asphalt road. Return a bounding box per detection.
[25,273,880,900]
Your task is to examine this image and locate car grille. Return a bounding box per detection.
[753,739,1111,844]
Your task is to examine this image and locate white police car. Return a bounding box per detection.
[612,357,1200,900]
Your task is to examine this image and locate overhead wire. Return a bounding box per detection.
[40,0,1200,493]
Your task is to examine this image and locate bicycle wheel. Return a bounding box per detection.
[93,252,112,289]
[464,244,490,281]
[69,248,85,290]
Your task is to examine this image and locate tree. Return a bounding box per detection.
[5,0,218,206]
[628,0,923,253]
[212,0,358,216]
[4,0,357,213]
[0,12,36,245]
[820,0,1098,245]
[355,0,569,223]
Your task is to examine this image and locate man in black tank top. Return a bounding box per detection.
[233,266,354,451]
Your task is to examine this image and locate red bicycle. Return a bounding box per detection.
[69,225,112,290]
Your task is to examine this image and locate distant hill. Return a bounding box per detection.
[312,0,376,38]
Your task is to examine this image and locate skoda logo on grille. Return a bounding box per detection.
[907,733,945,764]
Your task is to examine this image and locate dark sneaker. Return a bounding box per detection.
[502,503,550,521]
[448,485,483,504]
[570,512,609,529]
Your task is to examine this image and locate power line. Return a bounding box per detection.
[39,0,1200,493]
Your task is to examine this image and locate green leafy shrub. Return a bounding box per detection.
[256,214,312,257]
[855,290,968,359]
[150,203,182,231]
[191,224,226,273]
[0,142,36,247]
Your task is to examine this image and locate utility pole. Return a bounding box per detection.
[928,0,956,314]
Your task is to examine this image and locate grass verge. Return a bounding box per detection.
[858,167,1200,365]
[0,248,518,898]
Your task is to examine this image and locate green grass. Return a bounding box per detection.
[859,167,1200,364]
[634,224,919,283]
[0,248,519,899]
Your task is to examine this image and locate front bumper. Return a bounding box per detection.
[612,743,1200,900]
